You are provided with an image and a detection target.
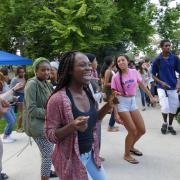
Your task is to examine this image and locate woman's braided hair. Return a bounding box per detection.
[53,51,78,94]
[52,51,96,105]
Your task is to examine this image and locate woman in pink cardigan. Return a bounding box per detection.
[45,51,117,180]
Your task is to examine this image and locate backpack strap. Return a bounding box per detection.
[153,57,161,76]
[154,55,178,76]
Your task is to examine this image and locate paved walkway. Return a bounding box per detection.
[2,101,180,180]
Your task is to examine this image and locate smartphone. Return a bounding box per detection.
[16,96,20,100]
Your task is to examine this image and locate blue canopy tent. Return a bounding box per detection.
[0,50,33,65]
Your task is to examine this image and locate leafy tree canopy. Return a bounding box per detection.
[0,0,158,60]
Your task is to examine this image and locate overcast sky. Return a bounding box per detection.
[150,0,179,7]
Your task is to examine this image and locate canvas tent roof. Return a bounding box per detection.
[0,50,32,65]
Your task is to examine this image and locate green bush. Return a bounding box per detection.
[25,66,34,80]
[175,113,180,125]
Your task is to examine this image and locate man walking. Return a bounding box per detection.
[152,39,180,135]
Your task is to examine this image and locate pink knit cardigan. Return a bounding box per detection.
[45,89,101,180]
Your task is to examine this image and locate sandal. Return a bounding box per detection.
[107,126,119,132]
[130,149,143,156]
[124,157,139,164]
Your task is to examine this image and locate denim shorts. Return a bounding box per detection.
[14,92,24,103]
[117,96,138,112]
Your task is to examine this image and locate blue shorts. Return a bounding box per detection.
[117,96,138,112]
[14,92,24,103]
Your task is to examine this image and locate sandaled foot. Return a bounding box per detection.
[124,156,139,164]
[107,126,119,132]
[130,149,143,156]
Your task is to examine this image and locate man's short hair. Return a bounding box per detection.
[160,39,171,47]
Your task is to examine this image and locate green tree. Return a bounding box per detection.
[0,0,158,60]
[114,0,157,48]
[18,0,121,58]
[157,2,180,53]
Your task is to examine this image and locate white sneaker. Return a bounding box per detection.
[2,135,16,143]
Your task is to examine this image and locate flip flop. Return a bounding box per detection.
[130,149,143,156]
[124,158,139,164]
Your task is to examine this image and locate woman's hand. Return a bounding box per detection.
[150,97,156,107]
[115,113,124,125]
[13,82,25,91]
[72,116,89,132]
[114,91,122,96]
[161,82,170,89]
[0,99,10,116]
[108,94,119,108]
[13,96,19,102]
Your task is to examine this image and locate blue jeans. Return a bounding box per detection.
[3,107,16,136]
[80,151,107,180]
[139,88,150,107]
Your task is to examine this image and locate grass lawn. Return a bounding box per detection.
[0,120,7,134]
[0,113,18,134]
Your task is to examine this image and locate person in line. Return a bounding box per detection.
[23,57,57,180]
[50,61,59,88]
[101,56,121,131]
[152,39,180,135]
[138,61,150,111]
[111,55,156,164]
[45,51,117,180]
[10,66,26,133]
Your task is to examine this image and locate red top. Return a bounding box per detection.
[45,89,101,180]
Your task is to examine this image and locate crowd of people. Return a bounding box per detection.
[0,39,179,180]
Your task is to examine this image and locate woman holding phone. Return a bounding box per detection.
[45,51,117,180]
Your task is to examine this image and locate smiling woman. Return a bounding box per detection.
[45,51,118,180]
